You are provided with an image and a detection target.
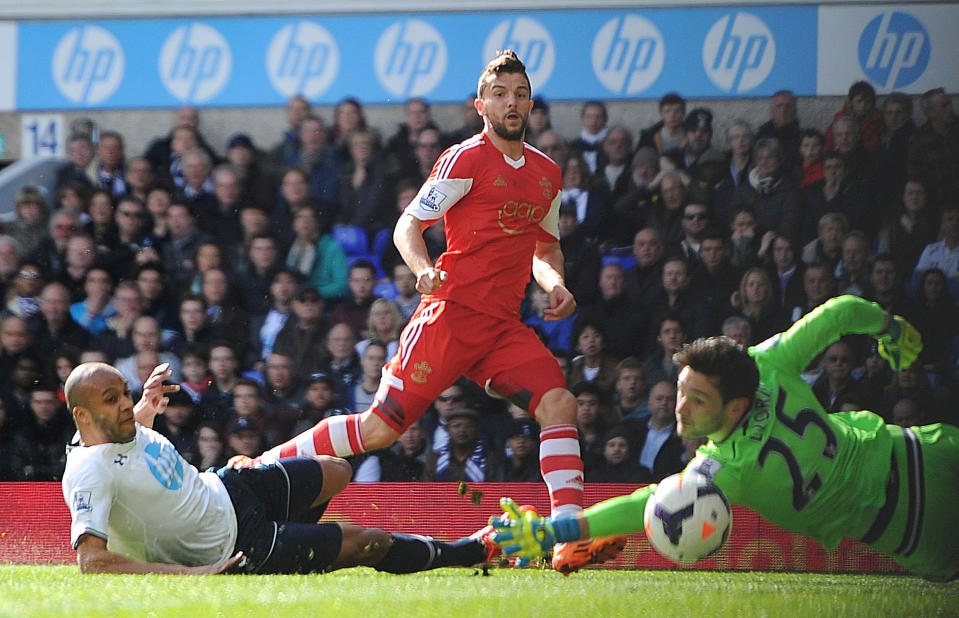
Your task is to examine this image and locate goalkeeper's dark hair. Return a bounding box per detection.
[672,336,759,408]
[477,50,530,98]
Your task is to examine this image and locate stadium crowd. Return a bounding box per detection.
[0,82,957,486]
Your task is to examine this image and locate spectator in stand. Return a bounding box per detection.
[6,186,50,257]
[49,346,80,404]
[798,128,825,189]
[812,339,864,413]
[352,340,386,414]
[31,282,90,358]
[500,418,542,482]
[356,298,402,359]
[568,320,618,397]
[57,133,97,192]
[7,353,41,424]
[110,196,159,276]
[390,263,420,323]
[578,262,645,360]
[224,133,276,212]
[91,281,143,361]
[876,179,937,277]
[728,207,762,269]
[610,147,660,245]
[285,204,349,301]
[690,231,740,329]
[228,378,293,450]
[534,129,570,169]
[152,390,199,463]
[596,127,634,205]
[229,205,274,272]
[367,420,429,482]
[642,256,705,345]
[269,94,310,170]
[235,233,281,316]
[731,138,801,238]
[725,120,755,192]
[330,97,369,163]
[199,267,249,359]
[562,153,610,245]
[410,128,445,185]
[557,202,601,307]
[628,379,683,482]
[170,293,213,355]
[56,182,90,223]
[337,129,388,234]
[92,130,127,199]
[524,95,551,148]
[322,322,361,408]
[801,212,847,271]
[179,345,212,403]
[5,261,44,321]
[226,416,265,459]
[911,268,958,377]
[571,101,609,173]
[114,315,180,387]
[524,281,575,354]
[643,314,685,387]
[86,189,118,259]
[198,342,242,428]
[0,396,29,480]
[787,262,838,324]
[198,163,244,249]
[571,381,609,472]
[667,200,711,269]
[126,157,156,205]
[836,230,871,296]
[757,90,802,176]
[248,267,298,363]
[624,227,665,308]
[185,242,224,296]
[32,210,80,283]
[293,116,340,215]
[0,316,34,397]
[638,92,686,156]
[328,260,377,337]
[908,88,959,209]
[54,231,94,301]
[875,92,916,211]
[261,352,304,419]
[70,267,114,336]
[385,97,438,179]
[763,231,805,310]
[586,426,649,483]
[193,421,227,470]
[645,170,685,247]
[728,267,786,344]
[611,356,647,421]
[273,284,329,383]
[424,383,469,453]
[831,116,878,207]
[161,201,211,293]
[826,81,883,152]
[144,106,219,182]
[913,205,959,295]
[9,384,74,481]
[865,253,915,318]
[721,315,752,348]
[663,108,714,182]
[0,235,22,293]
[423,407,501,482]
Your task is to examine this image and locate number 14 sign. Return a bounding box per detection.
[20,115,64,158]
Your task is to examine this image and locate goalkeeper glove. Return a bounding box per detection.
[877,315,922,372]
[489,497,580,565]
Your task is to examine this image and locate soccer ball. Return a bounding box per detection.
[643,471,732,564]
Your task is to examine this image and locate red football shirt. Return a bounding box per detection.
[404,132,563,320]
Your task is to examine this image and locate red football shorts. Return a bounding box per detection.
[371,299,566,433]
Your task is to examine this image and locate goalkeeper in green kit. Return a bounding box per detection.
[491,295,959,580]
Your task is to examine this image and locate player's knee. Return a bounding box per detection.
[535,387,576,425]
[358,410,400,450]
[315,456,352,494]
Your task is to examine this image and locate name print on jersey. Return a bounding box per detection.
[498,200,547,235]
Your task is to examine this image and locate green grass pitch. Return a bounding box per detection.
[1,565,956,617]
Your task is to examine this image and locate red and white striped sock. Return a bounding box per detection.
[539,424,584,517]
[262,415,366,461]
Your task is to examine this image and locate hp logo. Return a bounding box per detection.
[159,23,232,103]
[859,12,930,90]
[483,18,555,92]
[374,19,447,98]
[267,22,340,99]
[52,26,124,105]
[591,15,665,95]
[703,13,775,93]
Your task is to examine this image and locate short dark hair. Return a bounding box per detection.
[477,49,530,98]
[672,336,760,407]
[848,80,877,105]
[659,92,685,109]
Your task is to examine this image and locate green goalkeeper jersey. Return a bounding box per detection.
[587,295,891,548]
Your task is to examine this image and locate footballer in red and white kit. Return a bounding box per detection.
[251,51,625,573]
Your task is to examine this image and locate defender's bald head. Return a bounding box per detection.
[65,362,124,410]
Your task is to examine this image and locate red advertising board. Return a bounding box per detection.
[0,482,901,572]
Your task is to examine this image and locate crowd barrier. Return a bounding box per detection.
[0,482,901,572]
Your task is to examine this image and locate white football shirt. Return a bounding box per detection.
[62,423,237,567]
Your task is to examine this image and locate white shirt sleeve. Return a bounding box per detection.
[404,177,473,221]
[352,455,382,483]
[63,455,114,549]
[538,189,562,240]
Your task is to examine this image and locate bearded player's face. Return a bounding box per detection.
[479,72,532,142]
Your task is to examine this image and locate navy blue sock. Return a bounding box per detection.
[373,533,486,574]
